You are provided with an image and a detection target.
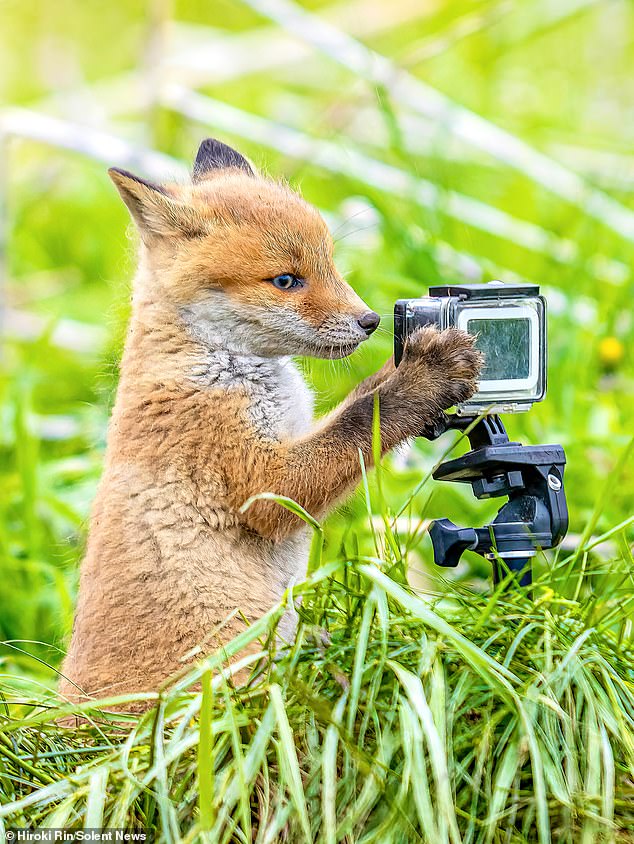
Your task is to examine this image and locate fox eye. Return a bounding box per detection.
[269,273,304,290]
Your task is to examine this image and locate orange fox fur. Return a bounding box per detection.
[58,139,481,704]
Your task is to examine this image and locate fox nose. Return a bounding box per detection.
[357,311,381,335]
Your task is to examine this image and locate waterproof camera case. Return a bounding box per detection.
[394,281,547,415]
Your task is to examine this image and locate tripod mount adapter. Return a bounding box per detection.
[423,415,568,585]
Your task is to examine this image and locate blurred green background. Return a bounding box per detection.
[1,0,633,691]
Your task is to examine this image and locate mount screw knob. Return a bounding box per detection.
[547,473,562,491]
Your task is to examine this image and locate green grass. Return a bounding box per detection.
[1,0,634,840]
[1,544,633,841]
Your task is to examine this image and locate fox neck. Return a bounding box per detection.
[118,287,292,397]
[178,294,278,360]
[113,287,313,444]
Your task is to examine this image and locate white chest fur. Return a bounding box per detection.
[181,298,314,441]
[190,350,314,441]
[247,357,314,439]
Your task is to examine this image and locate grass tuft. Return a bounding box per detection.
[1,547,633,842]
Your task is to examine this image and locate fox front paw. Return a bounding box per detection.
[397,326,483,409]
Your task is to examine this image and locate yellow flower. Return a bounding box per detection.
[598,336,624,367]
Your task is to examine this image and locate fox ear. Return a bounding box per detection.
[108,168,206,242]
[192,138,256,182]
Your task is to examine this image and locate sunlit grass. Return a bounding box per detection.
[1,539,633,841]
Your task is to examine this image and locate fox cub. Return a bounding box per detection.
[58,139,481,702]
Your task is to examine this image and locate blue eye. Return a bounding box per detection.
[269,274,303,290]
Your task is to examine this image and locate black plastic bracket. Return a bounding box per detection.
[423,414,568,585]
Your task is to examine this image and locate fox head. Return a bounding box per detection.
[109,139,379,359]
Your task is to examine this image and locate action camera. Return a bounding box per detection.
[394,281,547,415]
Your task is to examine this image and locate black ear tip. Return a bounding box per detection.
[197,138,219,153]
[108,167,168,196]
[193,138,255,180]
[195,138,216,158]
[108,166,132,181]
[194,138,226,167]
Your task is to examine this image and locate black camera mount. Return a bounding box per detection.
[423,415,568,586]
